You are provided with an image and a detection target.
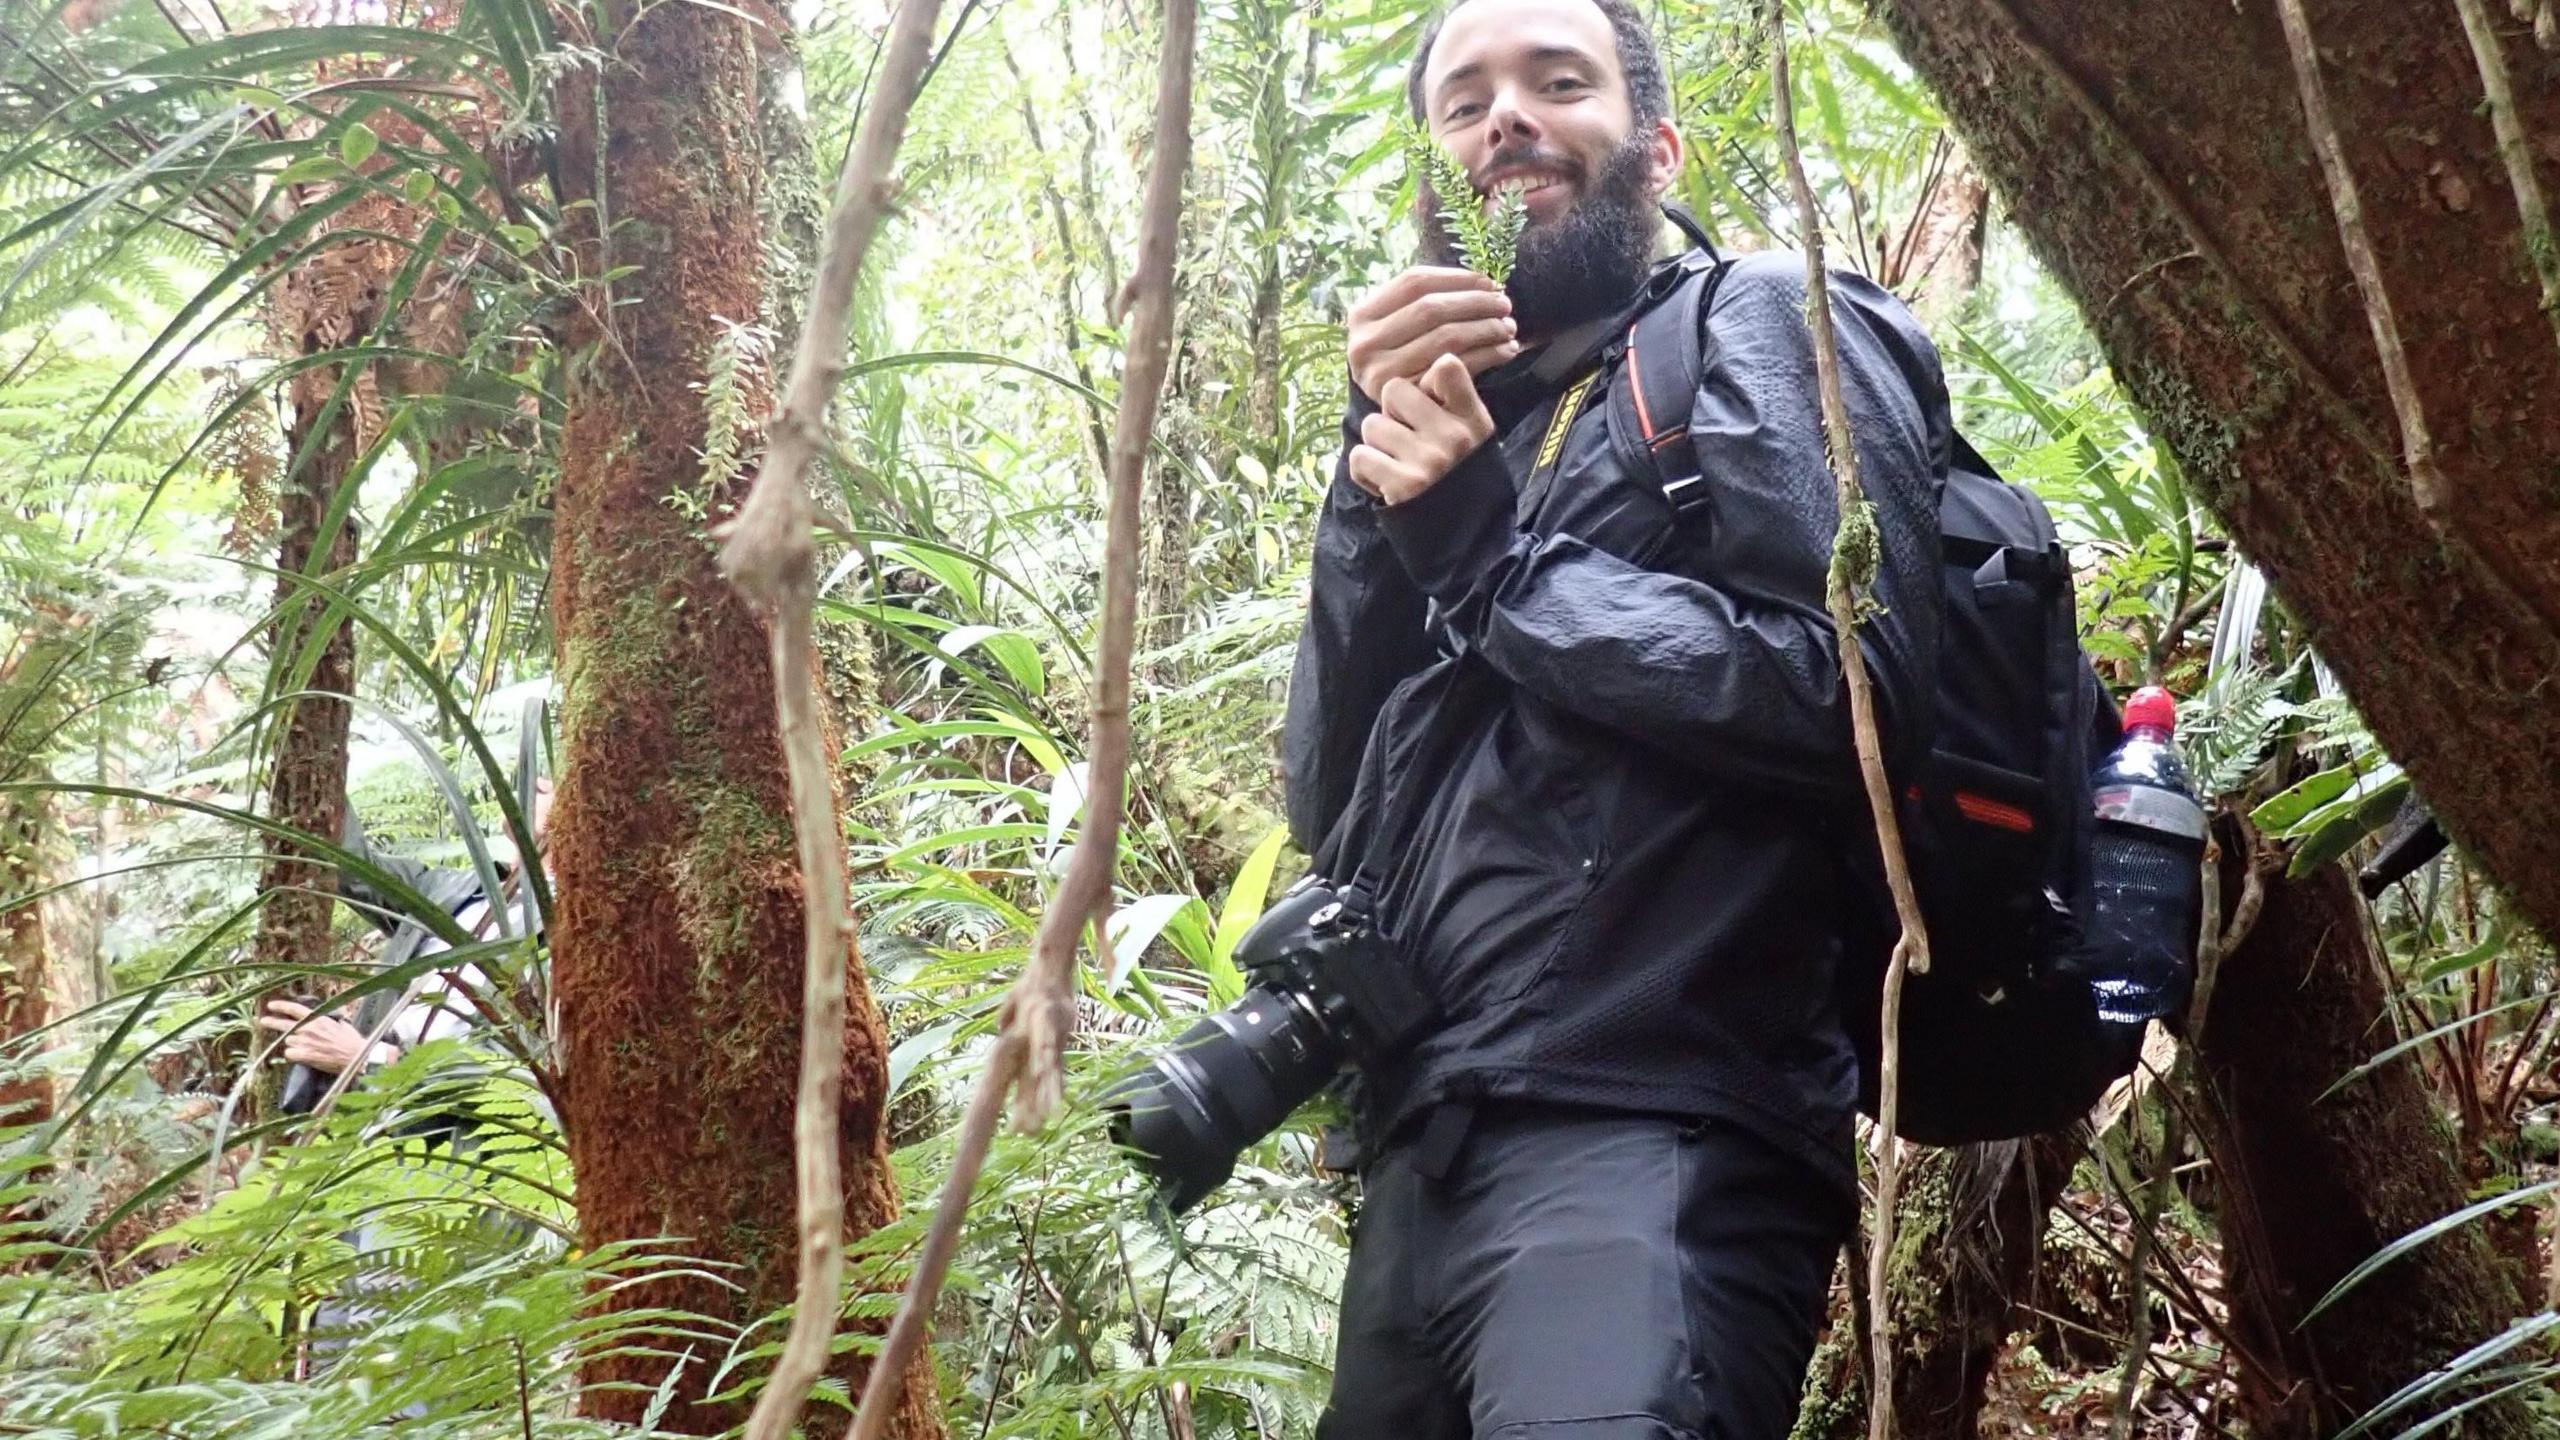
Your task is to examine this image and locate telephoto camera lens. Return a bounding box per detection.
[1108,983,1346,1215]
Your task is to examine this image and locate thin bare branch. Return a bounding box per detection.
[2451,0,2560,368]
[1008,0,1195,1135]
[2108,1058,2181,1440]
[2110,812,2269,1437]
[849,1033,1024,1440]
[841,2,1196,1430]
[2271,0,2447,519]
[713,0,949,1436]
[723,0,946,611]
[1768,5,1931,1437]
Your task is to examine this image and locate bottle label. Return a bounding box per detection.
[2094,783,2207,840]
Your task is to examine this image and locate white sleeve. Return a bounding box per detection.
[390,901,495,1051]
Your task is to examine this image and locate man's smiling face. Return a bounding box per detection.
[1419,0,1645,225]
[1411,0,1683,339]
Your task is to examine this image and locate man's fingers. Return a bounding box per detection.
[1377,377,1435,430]
[281,1037,333,1068]
[1378,318,1518,385]
[1414,354,1459,407]
[1423,352,1494,434]
[1352,295,1513,387]
[256,1015,297,1034]
[264,999,310,1020]
[1359,290,1513,360]
[1348,266,1501,323]
[1359,409,1420,455]
[1347,443,1425,499]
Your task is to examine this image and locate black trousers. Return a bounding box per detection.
[1315,1104,1852,1440]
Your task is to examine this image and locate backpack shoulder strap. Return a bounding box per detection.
[1609,248,1728,516]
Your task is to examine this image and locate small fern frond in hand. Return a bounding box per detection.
[1479,184,1528,280]
[1399,118,1527,283]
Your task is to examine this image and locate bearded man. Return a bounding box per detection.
[1281,0,1953,1432]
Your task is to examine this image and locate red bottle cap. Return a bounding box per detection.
[2124,685,2178,734]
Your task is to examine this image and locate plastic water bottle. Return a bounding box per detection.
[2082,686,2207,1025]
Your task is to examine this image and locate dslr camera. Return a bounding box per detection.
[1108,878,1435,1214]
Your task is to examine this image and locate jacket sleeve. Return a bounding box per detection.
[339,808,431,937]
[337,807,480,937]
[1374,256,1947,796]
[1282,385,1440,853]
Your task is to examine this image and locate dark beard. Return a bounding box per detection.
[1416,130,1662,337]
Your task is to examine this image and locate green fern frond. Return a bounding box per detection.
[2182,658,2303,799]
[1396,118,1526,283]
[681,316,771,523]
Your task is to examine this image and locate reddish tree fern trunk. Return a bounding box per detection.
[252,407,356,986]
[547,8,935,1435]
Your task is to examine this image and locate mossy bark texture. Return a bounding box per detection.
[1871,0,2560,942]
[547,8,935,1435]
[1793,1135,2079,1440]
[252,408,356,989]
[2193,825,2529,1438]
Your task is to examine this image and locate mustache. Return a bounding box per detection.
[1470,144,1586,194]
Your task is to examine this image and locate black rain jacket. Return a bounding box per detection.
[1283,251,1950,1190]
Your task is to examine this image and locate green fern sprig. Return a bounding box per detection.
[1398,119,1527,282]
[2182,656,2305,799]
[680,317,772,522]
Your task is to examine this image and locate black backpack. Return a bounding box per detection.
[1610,246,2141,1144]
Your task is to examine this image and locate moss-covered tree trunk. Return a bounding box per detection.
[1870,0,2560,943]
[546,8,937,1435]
[1793,1134,2079,1440]
[251,409,356,988]
[2190,830,2529,1437]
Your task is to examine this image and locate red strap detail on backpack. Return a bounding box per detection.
[1625,322,1659,441]
[1952,791,2037,834]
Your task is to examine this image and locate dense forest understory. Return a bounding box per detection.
[1,0,2555,1437]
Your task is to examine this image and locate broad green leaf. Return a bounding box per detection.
[1105,894,1208,990]
[2287,771,2411,876]
[939,625,1046,696]
[1212,827,1292,971]
[339,121,380,167]
[2416,925,2506,983]
[1044,761,1089,858]
[2333,1313,2560,1440]
[2252,752,2394,835]
[886,1020,965,1096]
[276,154,345,187]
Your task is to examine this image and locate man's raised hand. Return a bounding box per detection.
[260,997,393,1075]
[1348,352,1496,506]
[1346,267,1519,403]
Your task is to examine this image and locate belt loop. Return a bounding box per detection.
[1406,1101,1475,1183]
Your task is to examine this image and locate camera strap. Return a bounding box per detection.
[1515,365,1606,524]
